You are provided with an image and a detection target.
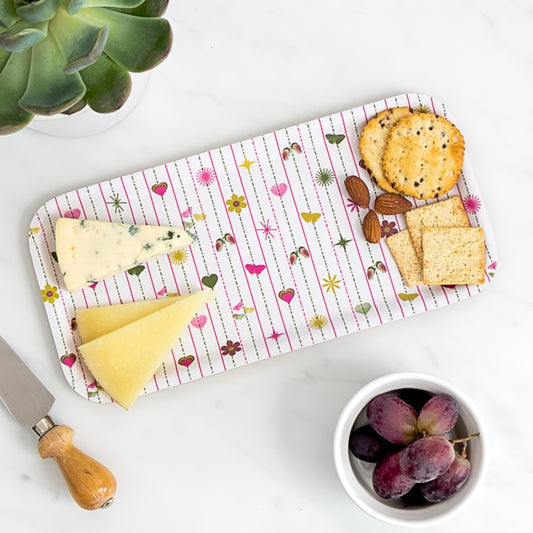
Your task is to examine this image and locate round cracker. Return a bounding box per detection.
[359,107,415,194]
[382,113,465,200]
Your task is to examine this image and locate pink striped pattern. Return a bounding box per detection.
[28,93,497,404]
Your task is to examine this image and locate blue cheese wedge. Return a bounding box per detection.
[55,218,193,291]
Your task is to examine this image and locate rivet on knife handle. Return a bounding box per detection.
[36,418,117,510]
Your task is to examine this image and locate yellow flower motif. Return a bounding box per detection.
[322,273,341,293]
[41,284,59,304]
[226,194,247,214]
[170,248,189,265]
[309,314,329,330]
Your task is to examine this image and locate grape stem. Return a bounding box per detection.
[450,433,480,458]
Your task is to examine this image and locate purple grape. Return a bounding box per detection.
[420,454,471,502]
[372,451,416,499]
[400,436,455,483]
[400,484,427,506]
[367,394,419,445]
[349,424,391,463]
[398,388,433,413]
[418,394,459,436]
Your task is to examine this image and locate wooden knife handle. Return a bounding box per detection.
[37,425,117,510]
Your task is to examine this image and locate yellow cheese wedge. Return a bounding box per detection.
[76,295,187,343]
[55,218,193,291]
[78,289,215,409]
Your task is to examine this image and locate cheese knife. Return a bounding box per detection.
[0,336,116,510]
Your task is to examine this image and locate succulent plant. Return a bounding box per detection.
[0,0,172,134]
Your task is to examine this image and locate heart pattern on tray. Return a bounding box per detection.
[28,93,497,405]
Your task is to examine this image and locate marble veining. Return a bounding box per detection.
[0,1,531,532]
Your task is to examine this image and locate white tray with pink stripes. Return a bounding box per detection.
[29,93,497,404]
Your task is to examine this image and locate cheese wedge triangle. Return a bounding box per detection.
[55,218,193,291]
[78,289,215,409]
[76,295,187,344]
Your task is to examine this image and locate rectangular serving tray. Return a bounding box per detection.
[29,93,497,404]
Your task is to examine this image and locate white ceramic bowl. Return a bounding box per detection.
[333,372,487,528]
[29,73,149,138]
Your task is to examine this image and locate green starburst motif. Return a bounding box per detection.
[414,104,431,114]
[315,168,335,187]
[335,234,352,250]
[106,193,127,213]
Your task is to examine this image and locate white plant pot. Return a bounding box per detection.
[28,72,149,138]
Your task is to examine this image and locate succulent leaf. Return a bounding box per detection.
[16,0,60,23]
[84,0,144,7]
[0,46,8,69]
[80,51,131,113]
[0,19,48,52]
[62,95,87,114]
[18,32,86,114]
[0,48,33,134]
[115,0,168,16]
[60,0,87,15]
[0,0,172,133]
[80,7,171,72]
[0,1,19,29]
[50,9,108,73]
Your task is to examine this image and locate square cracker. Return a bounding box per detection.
[422,227,485,285]
[405,195,469,262]
[386,230,423,287]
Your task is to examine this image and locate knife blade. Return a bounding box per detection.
[0,336,116,510]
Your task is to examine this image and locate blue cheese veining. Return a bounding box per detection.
[55,218,193,291]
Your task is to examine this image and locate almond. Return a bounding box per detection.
[344,175,370,209]
[374,193,412,215]
[362,209,381,243]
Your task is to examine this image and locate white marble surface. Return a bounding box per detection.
[0,1,531,531]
